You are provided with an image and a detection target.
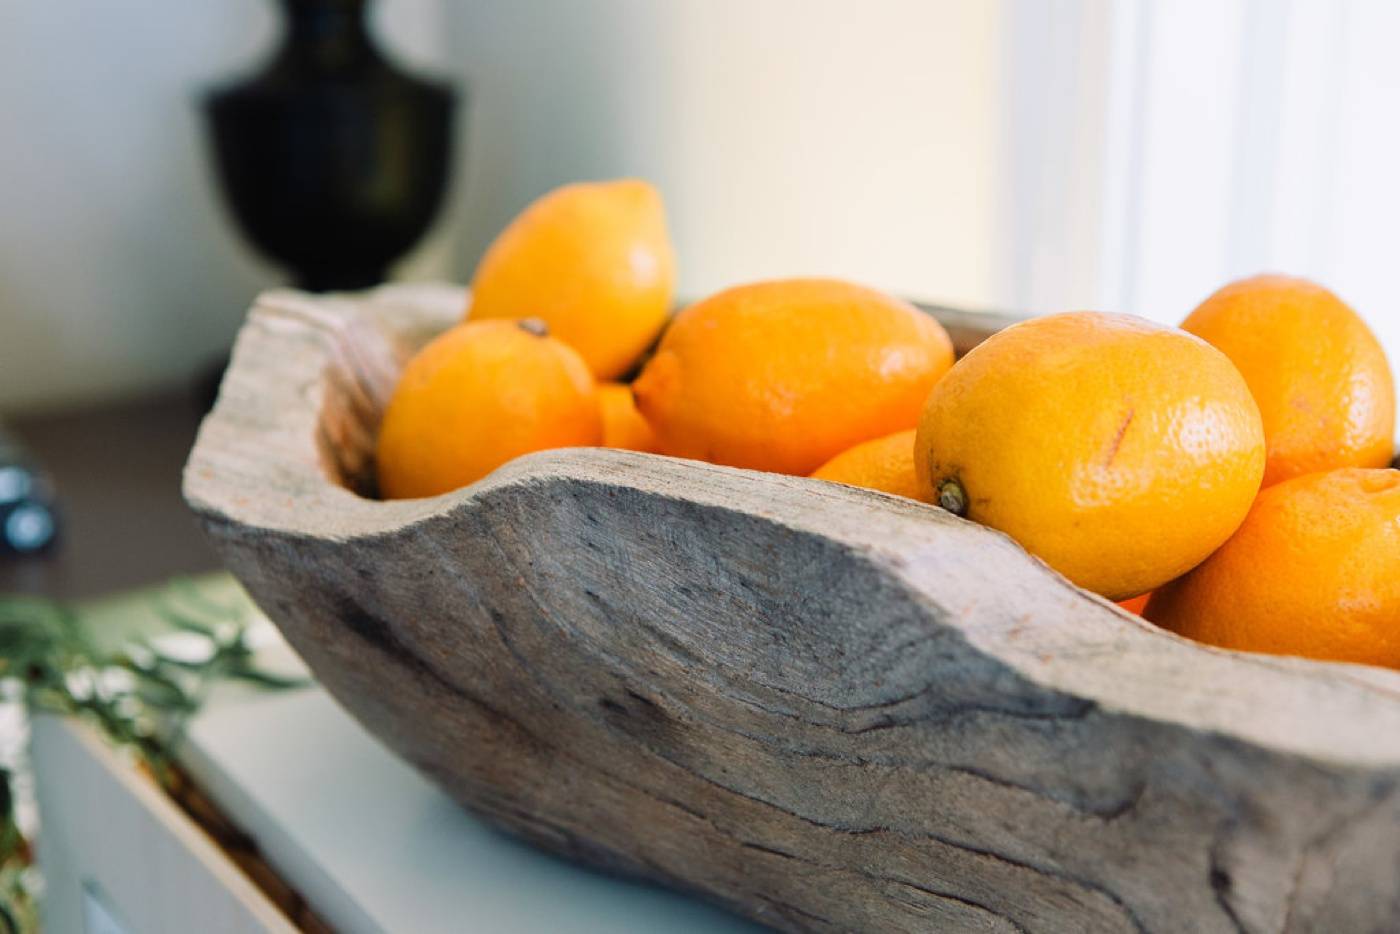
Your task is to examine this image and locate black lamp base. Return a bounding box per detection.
[204,0,457,294]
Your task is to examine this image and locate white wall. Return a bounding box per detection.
[33,2,1400,414]
[446,0,1004,307]
[1001,0,1400,371]
[0,1,1007,413]
[0,0,452,415]
[0,0,1009,414]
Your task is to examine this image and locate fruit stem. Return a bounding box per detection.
[517,317,549,337]
[937,478,967,517]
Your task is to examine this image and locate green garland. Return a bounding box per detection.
[0,582,306,932]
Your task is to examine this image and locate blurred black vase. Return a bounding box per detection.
[205,0,456,291]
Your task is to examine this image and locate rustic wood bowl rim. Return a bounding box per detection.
[184,283,1400,775]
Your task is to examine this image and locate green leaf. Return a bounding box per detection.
[154,608,217,639]
[224,664,311,690]
[0,575,305,919]
[134,678,194,712]
[0,897,20,934]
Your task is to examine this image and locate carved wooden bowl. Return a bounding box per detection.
[184,285,1400,933]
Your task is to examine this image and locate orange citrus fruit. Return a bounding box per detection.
[915,312,1265,600]
[468,179,676,380]
[598,381,659,453]
[1116,594,1150,615]
[810,429,920,500]
[1181,274,1395,487]
[377,319,600,499]
[1146,468,1400,668]
[633,279,953,476]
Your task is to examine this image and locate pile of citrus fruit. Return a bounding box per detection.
[376,179,1399,671]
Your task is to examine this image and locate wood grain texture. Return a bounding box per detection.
[185,284,1400,933]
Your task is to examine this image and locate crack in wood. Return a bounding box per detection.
[884,879,1031,934]
[755,902,834,930]
[745,834,1033,933]
[1208,822,1249,934]
[940,764,1148,823]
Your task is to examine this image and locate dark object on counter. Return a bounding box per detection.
[0,394,218,599]
[0,427,59,556]
[204,0,457,292]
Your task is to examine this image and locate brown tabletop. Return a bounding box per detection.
[0,391,221,600]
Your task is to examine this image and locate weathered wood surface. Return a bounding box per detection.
[185,284,1400,933]
[912,301,1025,357]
